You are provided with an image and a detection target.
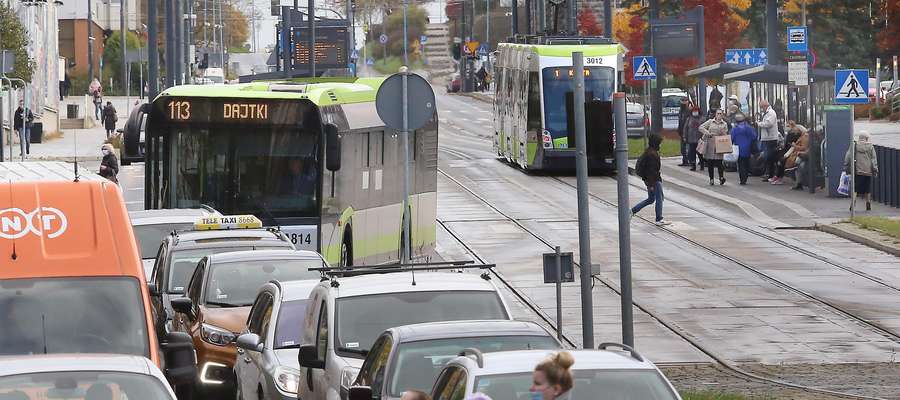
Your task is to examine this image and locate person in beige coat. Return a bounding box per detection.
[844,131,879,211]
[699,109,730,185]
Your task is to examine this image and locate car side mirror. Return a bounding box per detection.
[162,331,197,385]
[298,344,325,369]
[325,123,341,172]
[171,297,194,316]
[349,386,373,400]
[236,333,264,352]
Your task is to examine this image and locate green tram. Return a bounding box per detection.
[493,39,624,171]
[138,79,438,267]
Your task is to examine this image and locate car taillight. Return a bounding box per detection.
[542,131,553,149]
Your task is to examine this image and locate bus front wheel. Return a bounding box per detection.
[340,234,353,268]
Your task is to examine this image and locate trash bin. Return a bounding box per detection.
[67,104,79,119]
[30,122,43,143]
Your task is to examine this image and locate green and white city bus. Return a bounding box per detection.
[493,39,624,171]
[138,79,437,267]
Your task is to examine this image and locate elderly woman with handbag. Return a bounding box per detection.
[698,108,731,185]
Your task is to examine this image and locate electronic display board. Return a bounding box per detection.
[293,26,348,71]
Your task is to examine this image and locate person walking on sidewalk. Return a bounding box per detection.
[730,112,757,185]
[699,108,729,185]
[844,131,878,211]
[631,135,671,226]
[757,99,780,181]
[677,97,692,166]
[90,79,103,120]
[682,106,703,171]
[101,101,118,138]
[14,100,34,158]
[99,144,120,184]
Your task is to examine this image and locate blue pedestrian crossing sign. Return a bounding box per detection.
[477,44,489,57]
[834,69,869,104]
[350,49,359,60]
[366,57,375,65]
[725,48,768,66]
[632,56,656,80]
[420,35,428,44]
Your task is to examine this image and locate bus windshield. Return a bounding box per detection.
[170,125,319,218]
[542,66,615,139]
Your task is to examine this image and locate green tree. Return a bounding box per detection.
[0,4,35,84]
[367,5,427,61]
[101,31,144,95]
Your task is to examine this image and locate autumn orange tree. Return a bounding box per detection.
[578,8,603,36]
[876,0,900,57]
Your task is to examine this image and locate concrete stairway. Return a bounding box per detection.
[423,23,456,83]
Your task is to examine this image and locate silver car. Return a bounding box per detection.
[235,279,321,400]
[0,354,178,400]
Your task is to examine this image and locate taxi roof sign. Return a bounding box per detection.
[194,215,263,230]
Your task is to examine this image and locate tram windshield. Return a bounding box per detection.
[169,125,319,218]
[542,66,615,139]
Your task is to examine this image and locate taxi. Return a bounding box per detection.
[0,168,195,391]
[148,215,295,340]
[129,206,222,279]
[169,249,324,396]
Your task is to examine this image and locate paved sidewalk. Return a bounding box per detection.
[26,124,110,161]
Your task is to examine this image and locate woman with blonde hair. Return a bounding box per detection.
[99,143,120,184]
[530,351,575,400]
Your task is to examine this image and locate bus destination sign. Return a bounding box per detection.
[159,98,305,125]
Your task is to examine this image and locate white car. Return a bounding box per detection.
[429,345,682,400]
[297,270,513,400]
[661,89,688,130]
[0,354,178,400]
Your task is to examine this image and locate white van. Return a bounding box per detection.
[203,68,225,84]
[296,271,512,400]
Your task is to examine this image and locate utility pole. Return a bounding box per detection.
[510,0,517,36]
[282,5,291,76]
[175,0,183,84]
[308,0,316,77]
[603,0,611,37]
[524,0,531,34]
[696,6,706,114]
[88,0,94,81]
[402,0,408,66]
[165,0,174,87]
[649,0,662,134]
[121,0,127,98]
[567,0,575,35]
[613,92,634,348]
[148,0,159,98]
[572,51,594,349]
[460,0,468,92]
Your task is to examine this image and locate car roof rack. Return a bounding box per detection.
[598,342,644,362]
[312,261,496,286]
[458,348,485,368]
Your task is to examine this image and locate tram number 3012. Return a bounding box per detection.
[290,233,313,246]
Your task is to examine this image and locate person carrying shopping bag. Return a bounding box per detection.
[844,131,878,211]
[699,108,730,185]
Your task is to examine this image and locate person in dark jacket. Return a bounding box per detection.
[14,100,34,158]
[99,143,119,183]
[682,106,703,170]
[101,101,118,138]
[730,113,757,185]
[676,97,692,166]
[631,135,671,226]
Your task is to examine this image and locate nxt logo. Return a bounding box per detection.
[0,207,68,239]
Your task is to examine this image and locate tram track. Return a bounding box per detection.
[435,167,887,400]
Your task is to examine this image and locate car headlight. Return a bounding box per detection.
[200,323,238,346]
[274,366,301,395]
[340,366,360,389]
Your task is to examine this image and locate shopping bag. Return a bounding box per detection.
[723,145,739,163]
[714,135,733,153]
[837,172,851,196]
[697,137,707,154]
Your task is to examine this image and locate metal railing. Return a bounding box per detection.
[872,144,899,208]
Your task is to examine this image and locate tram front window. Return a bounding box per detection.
[171,126,319,217]
[541,66,615,141]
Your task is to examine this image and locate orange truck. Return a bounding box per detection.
[0,162,194,389]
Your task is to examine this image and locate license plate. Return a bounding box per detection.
[281,225,318,250]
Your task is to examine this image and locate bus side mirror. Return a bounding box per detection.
[326,124,341,172]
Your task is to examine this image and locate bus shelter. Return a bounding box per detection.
[684,62,753,112]
[721,64,835,129]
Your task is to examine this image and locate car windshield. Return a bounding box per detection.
[167,246,286,293]
[205,259,322,307]
[132,223,194,259]
[0,277,149,358]
[388,335,560,395]
[274,299,309,349]
[472,369,678,400]
[541,66,615,139]
[662,95,686,109]
[0,371,171,400]
[335,291,508,357]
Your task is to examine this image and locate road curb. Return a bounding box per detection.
[816,222,900,257]
[458,92,493,103]
[30,156,103,162]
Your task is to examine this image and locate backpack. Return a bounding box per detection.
[635,153,647,179]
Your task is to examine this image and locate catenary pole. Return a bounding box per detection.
[121,0,127,98]
[613,92,634,347]
[148,0,159,98]
[308,0,316,77]
[603,0,611,37]
[165,0,174,87]
[401,69,411,264]
[572,52,594,349]
[88,0,94,82]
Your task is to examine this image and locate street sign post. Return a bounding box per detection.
[834,69,869,104]
[788,61,809,86]
[477,44,489,57]
[543,248,573,342]
[787,26,808,53]
[632,56,657,81]
[724,48,769,66]
[420,35,427,44]
[376,72,436,262]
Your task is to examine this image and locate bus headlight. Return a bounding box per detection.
[275,366,301,395]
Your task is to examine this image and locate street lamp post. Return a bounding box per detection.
[87,0,94,81]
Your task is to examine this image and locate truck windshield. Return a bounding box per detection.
[542,66,615,139]
[335,291,508,357]
[170,125,319,218]
[0,277,149,358]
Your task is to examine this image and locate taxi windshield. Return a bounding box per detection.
[334,291,508,357]
[388,335,560,395]
[472,369,678,400]
[0,277,149,358]
[167,246,285,293]
[0,371,171,400]
[204,259,322,307]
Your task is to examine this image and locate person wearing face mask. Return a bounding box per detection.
[99,144,120,184]
[682,107,703,171]
[698,108,729,185]
[530,351,574,400]
[730,112,757,185]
